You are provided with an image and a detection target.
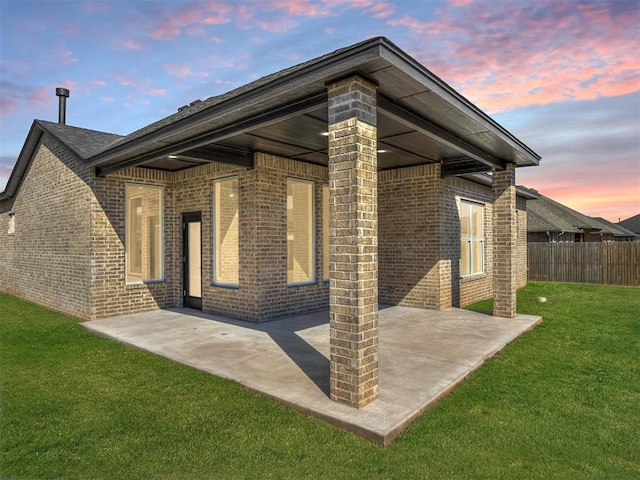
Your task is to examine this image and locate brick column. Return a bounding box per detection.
[492,163,517,318]
[327,76,378,408]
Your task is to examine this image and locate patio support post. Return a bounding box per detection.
[327,75,379,408]
[492,163,517,318]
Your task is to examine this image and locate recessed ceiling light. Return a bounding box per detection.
[320,132,330,136]
[377,149,388,153]
[168,155,178,159]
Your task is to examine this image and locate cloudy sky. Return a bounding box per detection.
[1,0,638,221]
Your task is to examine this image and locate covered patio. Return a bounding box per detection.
[82,306,541,446]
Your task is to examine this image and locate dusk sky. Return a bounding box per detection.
[1,0,638,221]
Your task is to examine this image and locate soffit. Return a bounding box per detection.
[90,37,540,176]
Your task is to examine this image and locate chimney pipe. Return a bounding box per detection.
[55,87,70,124]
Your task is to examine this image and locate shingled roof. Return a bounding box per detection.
[591,217,637,239]
[0,120,121,201]
[527,194,637,238]
[619,214,640,235]
[527,194,605,233]
[3,37,542,201]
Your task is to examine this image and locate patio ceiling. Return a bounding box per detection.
[89,37,540,177]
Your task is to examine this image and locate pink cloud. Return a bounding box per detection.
[163,63,209,79]
[111,74,166,96]
[61,50,77,66]
[150,2,232,40]
[387,0,640,113]
[271,0,329,17]
[122,39,143,50]
[254,16,298,33]
[28,87,51,107]
[0,97,19,116]
[370,2,395,18]
[142,88,166,96]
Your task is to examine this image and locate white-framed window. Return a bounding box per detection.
[322,184,329,282]
[460,199,484,277]
[287,178,315,286]
[125,184,164,283]
[213,177,239,287]
[8,212,15,235]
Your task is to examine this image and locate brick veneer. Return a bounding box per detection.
[327,76,379,408]
[492,164,518,318]
[0,137,93,318]
[379,165,528,309]
[1,129,528,323]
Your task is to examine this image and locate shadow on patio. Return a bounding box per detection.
[82,306,541,446]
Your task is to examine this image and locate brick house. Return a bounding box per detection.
[1,37,540,407]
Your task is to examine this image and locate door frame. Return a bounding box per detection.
[182,211,202,310]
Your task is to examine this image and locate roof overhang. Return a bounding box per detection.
[0,122,43,202]
[83,37,540,177]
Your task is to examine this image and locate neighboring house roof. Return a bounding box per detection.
[527,203,582,234]
[619,214,640,235]
[527,194,605,233]
[2,36,541,202]
[526,194,638,238]
[0,120,122,201]
[591,217,637,239]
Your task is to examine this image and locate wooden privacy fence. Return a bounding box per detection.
[527,242,640,286]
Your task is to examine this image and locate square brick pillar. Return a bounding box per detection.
[327,76,379,408]
[492,163,517,318]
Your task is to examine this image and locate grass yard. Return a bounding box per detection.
[1,282,639,479]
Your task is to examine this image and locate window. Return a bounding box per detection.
[460,199,484,276]
[125,185,164,283]
[213,177,239,286]
[322,185,329,282]
[8,212,15,235]
[287,178,315,285]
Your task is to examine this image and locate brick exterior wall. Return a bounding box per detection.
[90,168,176,319]
[379,164,445,309]
[1,133,528,322]
[92,154,329,322]
[379,165,528,309]
[0,137,93,318]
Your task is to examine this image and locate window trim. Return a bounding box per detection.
[212,176,240,289]
[459,198,485,278]
[125,183,165,285]
[286,177,316,287]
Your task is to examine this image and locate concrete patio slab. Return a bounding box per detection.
[82,306,541,446]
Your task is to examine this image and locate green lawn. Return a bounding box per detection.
[1,282,639,479]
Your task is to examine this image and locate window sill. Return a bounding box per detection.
[287,280,316,288]
[212,282,240,290]
[126,280,165,288]
[460,273,487,283]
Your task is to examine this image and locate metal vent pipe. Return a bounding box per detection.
[56,87,70,124]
